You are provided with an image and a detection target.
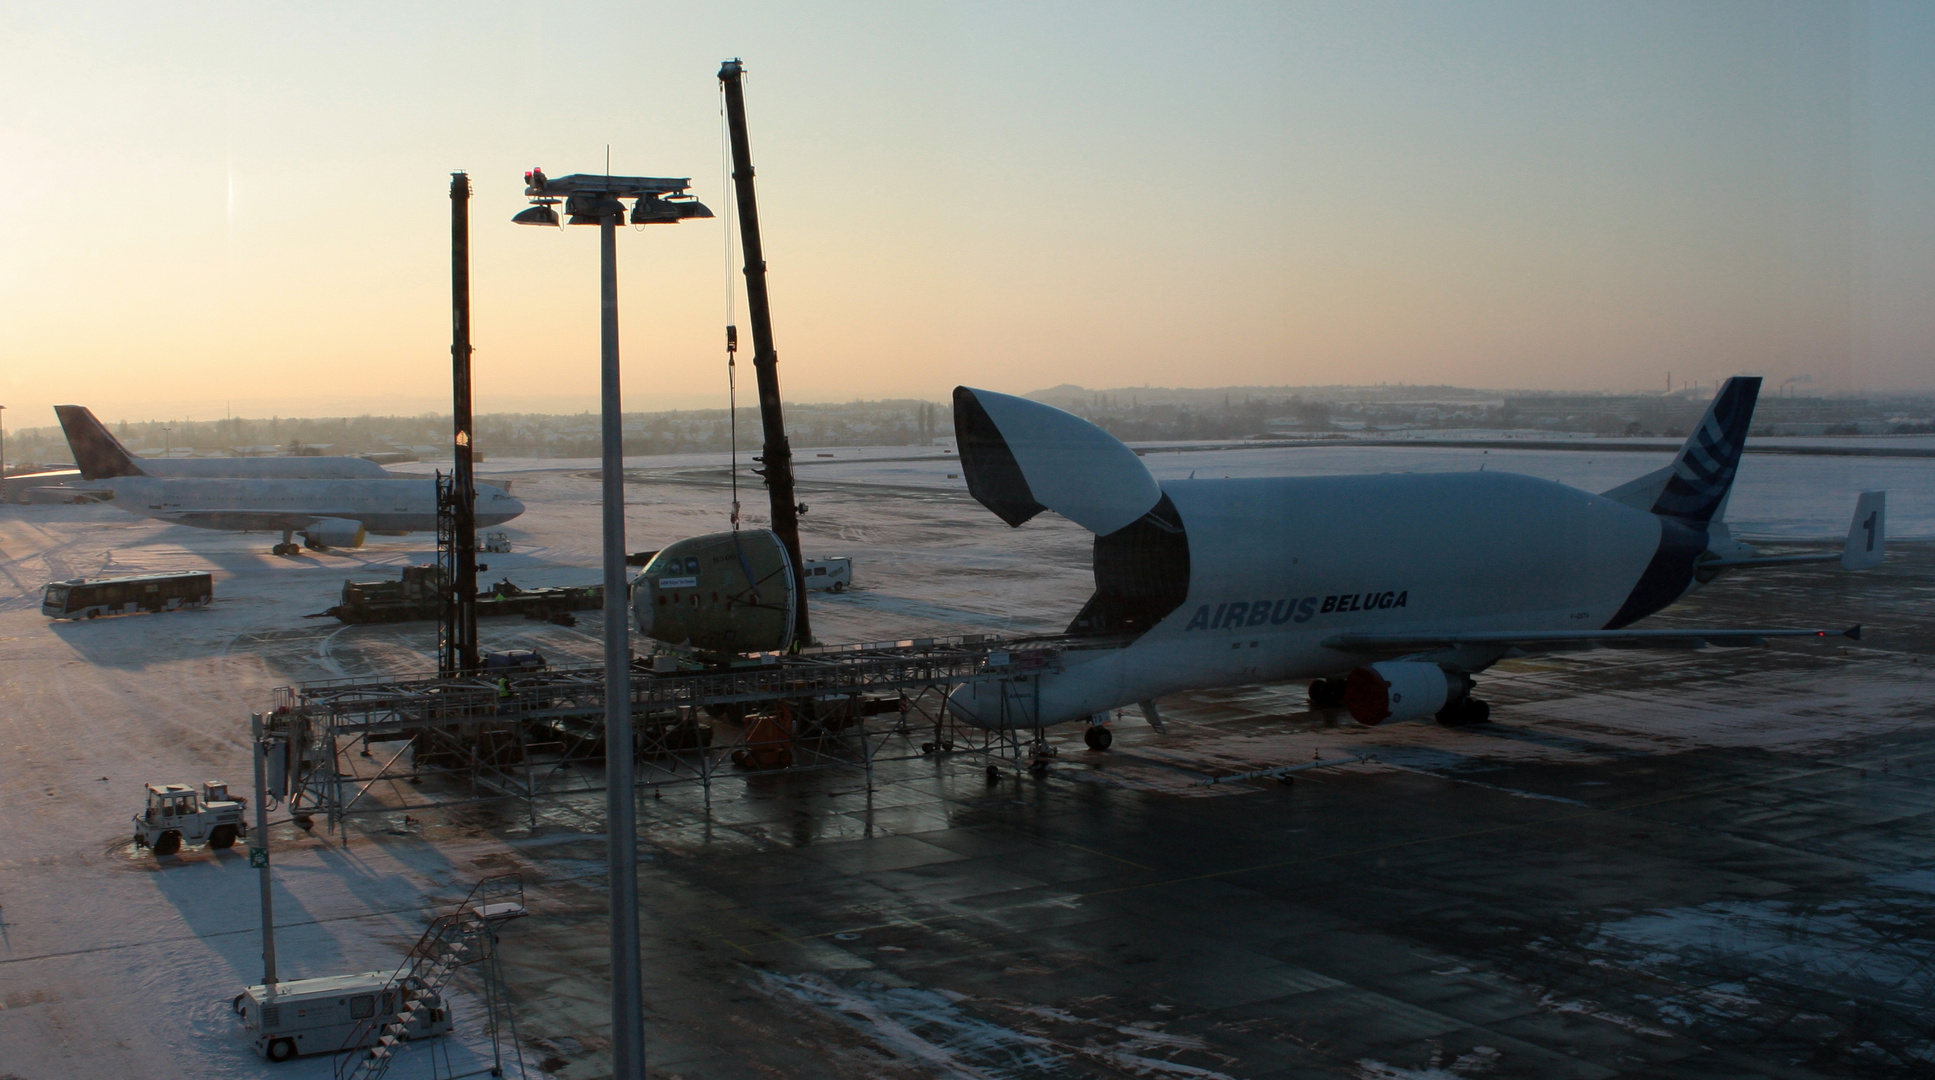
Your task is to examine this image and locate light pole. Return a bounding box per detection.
[513,168,710,1080]
[251,713,277,990]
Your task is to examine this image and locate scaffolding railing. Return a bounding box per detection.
[258,636,1089,833]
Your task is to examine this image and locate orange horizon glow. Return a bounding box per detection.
[2,2,1930,429]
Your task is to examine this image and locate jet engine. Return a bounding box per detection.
[631,529,798,655]
[302,518,368,550]
[1343,661,1469,725]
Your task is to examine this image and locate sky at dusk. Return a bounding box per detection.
[1,1,1931,428]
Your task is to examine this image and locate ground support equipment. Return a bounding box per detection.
[333,875,529,1080]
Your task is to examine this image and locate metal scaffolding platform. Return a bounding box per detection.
[255,635,1079,834]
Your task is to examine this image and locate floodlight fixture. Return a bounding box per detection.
[562,192,624,225]
[631,193,715,225]
[511,169,704,228]
[511,200,560,226]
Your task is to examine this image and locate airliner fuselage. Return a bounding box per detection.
[945,379,1876,731]
[99,476,524,539]
[952,471,1663,727]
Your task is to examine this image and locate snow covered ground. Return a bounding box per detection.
[0,438,1927,1078]
[0,442,1096,1079]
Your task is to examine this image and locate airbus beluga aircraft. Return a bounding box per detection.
[945,377,1884,736]
[57,407,523,555]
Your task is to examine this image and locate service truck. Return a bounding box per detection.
[233,972,451,1062]
[802,557,852,592]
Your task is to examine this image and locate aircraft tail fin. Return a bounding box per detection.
[1600,463,1673,511]
[952,387,1161,535]
[55,405,147,480]
[1647,376,1761,525]
[1841,490,1886,570]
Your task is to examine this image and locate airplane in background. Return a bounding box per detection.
[57,408,523,556]
[944,377,1885,743]
[57,405,393,480]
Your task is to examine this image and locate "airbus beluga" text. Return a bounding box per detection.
[1182,591,1410,631]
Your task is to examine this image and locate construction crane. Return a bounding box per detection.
[720,57,811,650]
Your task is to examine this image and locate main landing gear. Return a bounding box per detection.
[272,530,302,557]
[1435,694,1491,727]
[1308,678,1347,708]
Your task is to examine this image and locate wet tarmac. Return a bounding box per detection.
[478,543,1935,1079]
[2,470,1926,1080]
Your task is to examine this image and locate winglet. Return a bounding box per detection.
[1845,625,1862,641]
[1841,491,1885,570]
[952,387,1161,535]
[54,405,146,480]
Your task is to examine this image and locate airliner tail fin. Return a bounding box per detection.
[1841,491,1886,570]
[55,405,146,480]
[1648,376,1761,524]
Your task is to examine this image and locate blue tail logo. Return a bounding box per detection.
[1650,377,1760,524]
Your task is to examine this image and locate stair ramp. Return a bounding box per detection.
[334,875,527,1080]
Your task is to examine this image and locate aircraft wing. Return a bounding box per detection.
[1323,626,1860,653]
[159,510,325,532]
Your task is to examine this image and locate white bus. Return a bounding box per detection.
[41,572,212,620]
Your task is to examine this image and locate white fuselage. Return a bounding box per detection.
[100,476,525,534]
[130,456,392,480]
[950,471,1674,728]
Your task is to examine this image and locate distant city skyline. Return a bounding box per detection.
[3,2,1930,429]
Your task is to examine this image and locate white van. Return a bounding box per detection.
[802,557,853,593]
[234,972,451,1062]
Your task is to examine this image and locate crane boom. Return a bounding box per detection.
[719,58,811,648]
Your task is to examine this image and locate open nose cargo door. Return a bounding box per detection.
[952,386,1161,534]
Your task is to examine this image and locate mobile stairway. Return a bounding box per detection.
[335,875,530,1080]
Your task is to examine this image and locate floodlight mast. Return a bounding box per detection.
[251,713,277,989]
[512,164,710,1080]
[720,58,812,649]
[594,199,643,1080]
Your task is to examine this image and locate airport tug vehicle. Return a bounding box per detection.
[132,781,247,856]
